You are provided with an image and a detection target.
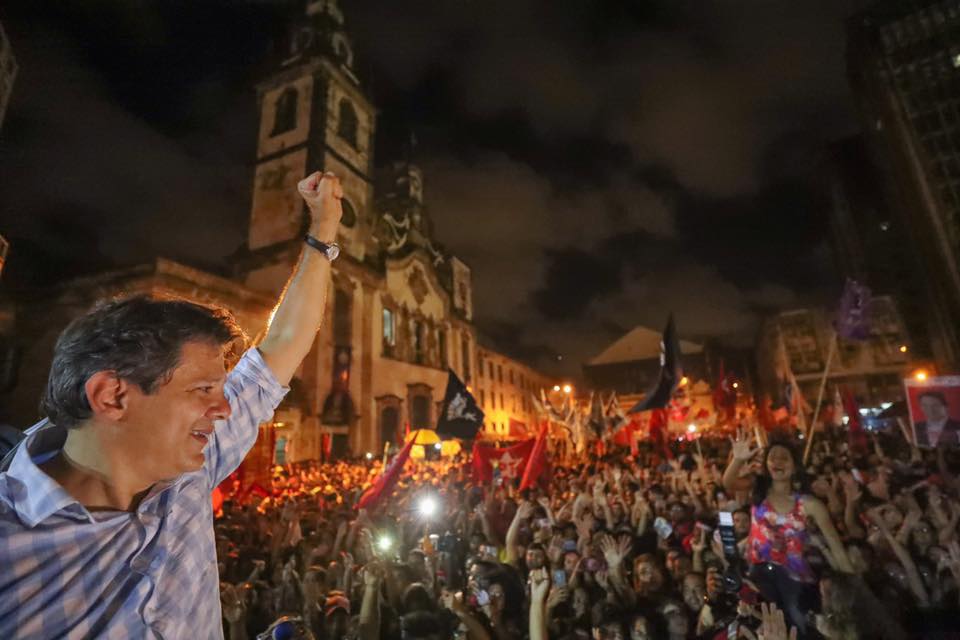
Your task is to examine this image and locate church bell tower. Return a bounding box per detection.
[245,0,376,292]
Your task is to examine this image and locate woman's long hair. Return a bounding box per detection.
[751,437,810,507]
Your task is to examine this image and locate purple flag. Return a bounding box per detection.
[834,279,871,340]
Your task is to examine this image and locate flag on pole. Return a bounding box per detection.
[834,279,872,341]
[629,314,683,413]
[520,422,549,490]
[647,408,674,460]
[588,392,606,436]
[471,439,536,484]
[357,437,414,510]
[606,393,627,433]
[436,369,485,440]
[841,387,869,455]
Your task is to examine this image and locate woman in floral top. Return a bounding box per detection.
[724,435,853,637]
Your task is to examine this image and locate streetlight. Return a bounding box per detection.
[562,384,572,394]
[914,369,929,382]
[680,376,689,386]
[365,452,373,460]
[434,442,442,451]
[377,535,394,553]
[732,382,739,389]
[553,385,561,392]
[687,424,697,433]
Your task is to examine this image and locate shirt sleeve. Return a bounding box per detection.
[202,347,289,489]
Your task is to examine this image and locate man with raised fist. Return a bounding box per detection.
[0,172,343,639]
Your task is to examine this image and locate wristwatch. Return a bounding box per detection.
[304,234,341,262]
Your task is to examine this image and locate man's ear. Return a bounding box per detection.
[84,371,131,421]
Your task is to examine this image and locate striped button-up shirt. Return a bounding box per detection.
[0,348,288,639]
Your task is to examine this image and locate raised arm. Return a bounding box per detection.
[259,172,342,385]
[723,433,757,495]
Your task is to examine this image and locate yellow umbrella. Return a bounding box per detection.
[405,429,440,445]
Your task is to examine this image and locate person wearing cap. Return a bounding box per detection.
[0,171,344,639]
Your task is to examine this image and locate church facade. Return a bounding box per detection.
[1,1,554,468]
[233,0,479,461]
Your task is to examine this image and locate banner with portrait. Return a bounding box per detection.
[904,376,960,448]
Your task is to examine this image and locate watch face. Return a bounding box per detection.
[327,243,341,261]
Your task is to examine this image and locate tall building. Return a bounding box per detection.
[0,19,16,132]
[847,1,960,371]
[755,299,912,410]
[825,136,931,357]
[0,1,554,470]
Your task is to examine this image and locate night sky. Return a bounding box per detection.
[0,0,861,378]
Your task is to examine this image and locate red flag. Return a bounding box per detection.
[358,437,414,511]
[842,387,868,455]
[520,422,549,490]
[648,408,674,460]
[507,417,529,439]
[472,439,535,484]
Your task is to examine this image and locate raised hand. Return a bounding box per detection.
[530,567,551,603]
[757,602,797,640]
[546,585,568,609]
[730,431,758,462]
[297,171,343,240]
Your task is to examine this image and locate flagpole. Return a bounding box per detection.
[804,330,837,464]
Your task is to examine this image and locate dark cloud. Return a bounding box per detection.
[0,0,858,380]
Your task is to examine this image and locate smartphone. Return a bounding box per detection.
[852,469,864,484]
[718,512,738,561]
[475,589,490,607]
[653,516,673,540]
[562,539,578,553]
[552,569,567,587]
[536,518,552,528]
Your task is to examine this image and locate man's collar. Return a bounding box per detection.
[4,419,92,527]
[4,419,183,527]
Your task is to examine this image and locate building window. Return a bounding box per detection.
[488,362,494,379]
[438,329,448,368]
[271,87,298,136]
[500,393,504,409]
[509,369,514,385]
[412,320,425,364]
[477,354,484,378]
[337,99,359,148]
[480,390,486,407]
[461,335,471,383]
[382,308,395,356]
[411,395,430,429]
[333,288,352,347]
[498,365,503,384]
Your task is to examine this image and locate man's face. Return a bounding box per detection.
[119,340,230,482]
[921,396,949,423]
[683,574,706,612]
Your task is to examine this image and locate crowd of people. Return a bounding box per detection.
[214,423,960,640]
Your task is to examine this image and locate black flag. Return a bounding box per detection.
[436,369,485,440]
[628,314,683,413]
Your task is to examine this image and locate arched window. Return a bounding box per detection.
[271,87,298,136]
[411,395,430,429]
[333,287,352,347]
[337,99,358,148]
[380,405,399,446]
